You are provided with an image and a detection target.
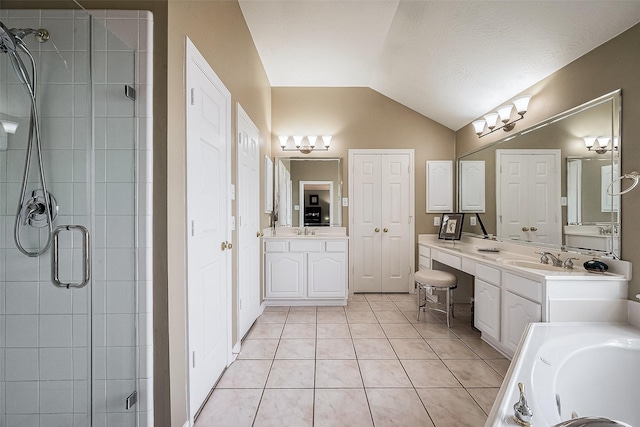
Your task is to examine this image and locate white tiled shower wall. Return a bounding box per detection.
[0,8,153,427]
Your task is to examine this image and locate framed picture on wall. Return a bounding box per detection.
[309,194,319,205]
[438,213,465,240]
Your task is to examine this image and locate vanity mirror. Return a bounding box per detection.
[274,157,343,227]
[458,90,621,257]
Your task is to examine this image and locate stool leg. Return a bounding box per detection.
[445,288,451,328]
[451,288,455,319]
[416,284,421,321]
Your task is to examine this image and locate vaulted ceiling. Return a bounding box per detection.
[239,0,640,130]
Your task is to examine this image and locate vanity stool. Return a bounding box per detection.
[415,269,457,327]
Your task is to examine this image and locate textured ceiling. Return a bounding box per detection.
[239,0,640,131]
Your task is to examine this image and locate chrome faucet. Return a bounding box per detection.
[304,227,309,235]
[563,257,579,270]
[536,251,563,267]
[513,382,533,426]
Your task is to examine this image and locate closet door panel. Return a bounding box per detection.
[352,154,383,292]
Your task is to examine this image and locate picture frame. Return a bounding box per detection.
[438,213,465,240]
[309,194,319,205]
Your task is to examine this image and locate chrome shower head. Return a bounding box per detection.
[11,27,50,44]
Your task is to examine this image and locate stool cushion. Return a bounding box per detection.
[415,269,457,288]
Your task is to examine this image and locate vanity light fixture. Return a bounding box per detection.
[0,119,19,151]
[279,135,331,154]
[472,95,532,138]
[583,135,618,154]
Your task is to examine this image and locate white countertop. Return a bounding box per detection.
[263,226,348,240]
[418,234,629,281]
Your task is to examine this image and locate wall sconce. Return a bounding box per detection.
[472,95,532,138]
[583,136,618,154]
[279,135,331,154]
[0,119,19,151]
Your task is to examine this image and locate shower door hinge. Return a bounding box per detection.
[124,85,136,101]
[125,390,138,410]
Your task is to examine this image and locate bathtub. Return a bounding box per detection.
[486,322,640,426]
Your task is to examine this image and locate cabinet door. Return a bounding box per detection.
[265,252,304,298]
[474,279,501,341]
[501,291,542,354]
[308,252,347,298]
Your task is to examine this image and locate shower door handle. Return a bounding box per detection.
[51,225,91,289]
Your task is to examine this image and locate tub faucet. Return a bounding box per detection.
[513,382,533,427]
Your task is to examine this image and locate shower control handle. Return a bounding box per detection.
[51,225,91,289]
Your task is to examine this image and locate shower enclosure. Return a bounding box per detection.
[0,7,147,426]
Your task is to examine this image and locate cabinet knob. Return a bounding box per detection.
[530,227,538,232]
[522,227,530,232]
[383,228,389,233]
[375,228,380,233]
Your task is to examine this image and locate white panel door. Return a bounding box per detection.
[186,39,231,422]
[497,150,561,245]
[426,160,453,212]
[351,154,383,292]
[265,252,305,298]
[501,291,542,354]
[237,104,262,339]
[381,154,412,292]
[350,150,414,293]
[459,160,486,212]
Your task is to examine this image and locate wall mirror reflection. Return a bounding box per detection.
[274,157,342,227]
[458,89,621,257]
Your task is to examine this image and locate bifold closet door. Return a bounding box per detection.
[351,153,412,293]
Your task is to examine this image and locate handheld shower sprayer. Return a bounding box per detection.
[1,20,56,256]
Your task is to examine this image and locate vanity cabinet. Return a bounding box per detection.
[474,264,502,342]
[502,291,542,353]
[264,237,348,305]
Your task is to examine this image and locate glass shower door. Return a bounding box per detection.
[0,8,138,427]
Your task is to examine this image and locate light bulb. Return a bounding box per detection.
[278,135,289,148]
[472,120,486,135]
[484,113,499,130]
[497,105,513,123]
[307,135,317,148]
[513,95,531,115]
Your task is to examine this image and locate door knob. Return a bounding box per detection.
[256,231,261,238]
[383,228,388,233]
[227,242,233,249]
[522,227,530,232]
[374,228,380,232]
[221,241,233,250]
[530,227,538,232]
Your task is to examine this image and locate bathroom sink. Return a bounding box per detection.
[497,258,564,271]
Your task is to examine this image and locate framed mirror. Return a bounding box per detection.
[274,157,343,227]
[458,89,621,257]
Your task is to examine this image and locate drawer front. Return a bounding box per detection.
[503,271,542,303]
[418,255,431,270]
[476,263,501,286]
[418,245,431,258]
[265,240,288,252]
[290,240,324,252]
[325,240,347,253]
[436,251,462,269]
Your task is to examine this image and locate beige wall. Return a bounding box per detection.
[167,1,272,425]
[272,87,456,244]
[456,23,640,300]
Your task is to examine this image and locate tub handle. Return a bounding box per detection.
[513,382,533,426]
[51,225,91,289]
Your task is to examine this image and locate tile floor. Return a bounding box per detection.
[195,293,510,427]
